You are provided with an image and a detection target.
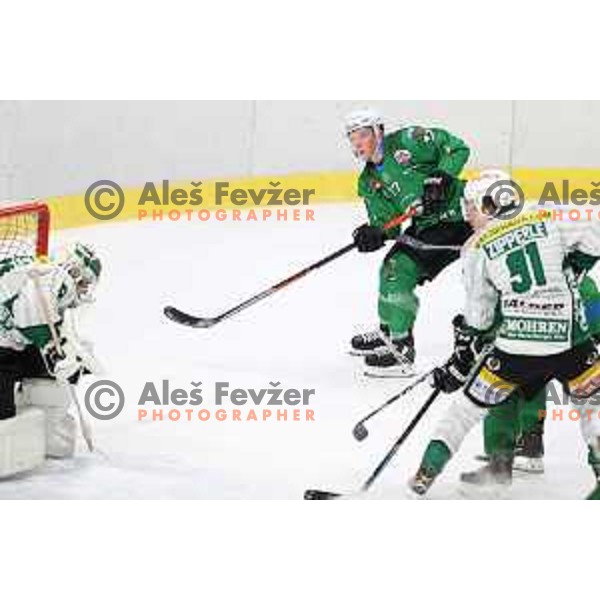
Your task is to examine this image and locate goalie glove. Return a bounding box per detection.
[43,336,98,385]
[434,315,487,393]
[53,353,87,385]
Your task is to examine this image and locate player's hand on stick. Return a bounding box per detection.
[433,314,485,393]
[352,224,386,253]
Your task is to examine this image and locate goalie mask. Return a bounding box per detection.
[59,243,102,305]
[344,108,385,164]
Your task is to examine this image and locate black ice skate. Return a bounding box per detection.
[474,430,545,474]
[513,430,545,474]
[460,455,513,487]
[349,325,390,356]
[363,332,416,378]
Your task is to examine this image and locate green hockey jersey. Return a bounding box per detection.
[357,126,470,234]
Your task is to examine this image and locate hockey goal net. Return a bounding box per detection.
[0,202,50,269]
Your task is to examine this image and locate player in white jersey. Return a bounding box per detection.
[0,243,102,477]
[410,170,600,498]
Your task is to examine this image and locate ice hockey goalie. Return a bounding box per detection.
[0,243,102,477]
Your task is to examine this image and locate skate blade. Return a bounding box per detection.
[363,366,417,379]
[513,457,545,474]
[474,455,544,474]
[406,488,428,500]
[406,478,430,499]
[348,349,375,357]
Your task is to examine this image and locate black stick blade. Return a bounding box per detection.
[164,306,219,328]
[304,489,342,500]
[352,422,369,442]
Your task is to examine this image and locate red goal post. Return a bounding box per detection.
[0,201,50,261]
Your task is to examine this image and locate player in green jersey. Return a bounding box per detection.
[345,108,472,377]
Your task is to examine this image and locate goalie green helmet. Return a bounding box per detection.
[59,243,102,305]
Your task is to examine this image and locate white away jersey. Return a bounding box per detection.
[0,261,76,350]
[462,209,600,356]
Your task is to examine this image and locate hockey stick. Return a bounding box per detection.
[304,385,441,500]
[29,269,94,452]
[164,208,418,328]
[394,234,463,252]
[352,369,434,441]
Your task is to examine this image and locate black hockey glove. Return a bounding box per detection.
[353,224,386,253]
[433,314,486,393]
[422,170,454,214]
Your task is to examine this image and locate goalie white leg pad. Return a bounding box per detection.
[432,395,486,454]
[17,379,76,459]
[0,408,46,478]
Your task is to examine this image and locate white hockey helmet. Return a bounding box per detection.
[344,108,384,136]
[464,169,516,218]
[344,108,385,163]
[58,243,102,305]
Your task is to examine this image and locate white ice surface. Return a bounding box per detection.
[0,204,594,499]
